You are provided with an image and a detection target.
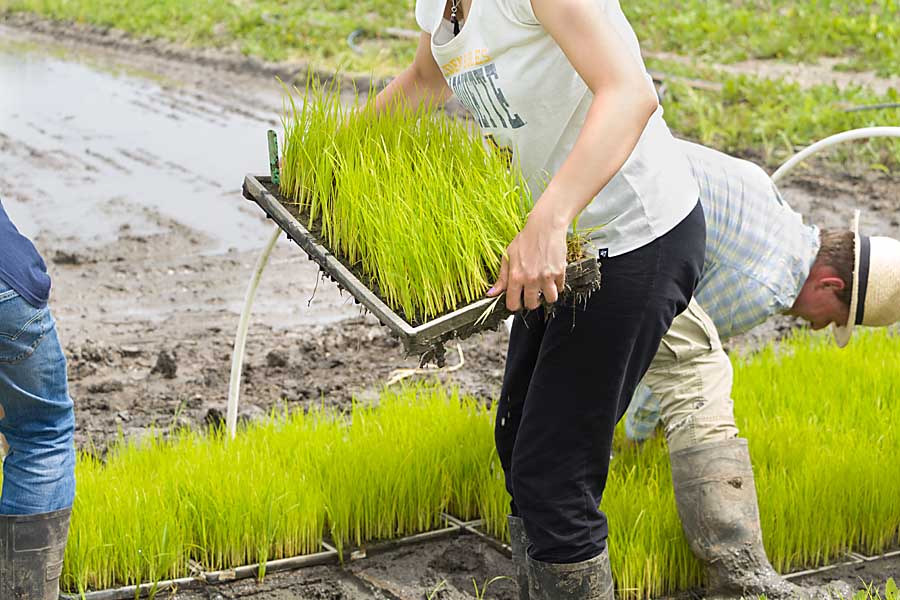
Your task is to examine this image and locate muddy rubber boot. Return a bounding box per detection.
[527,547,615,600]
[0,508,71,600]
[508,516,531,600]
[671,439,854,600]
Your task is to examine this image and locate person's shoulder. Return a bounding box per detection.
[415,0,444,33]
[495,0,541,26]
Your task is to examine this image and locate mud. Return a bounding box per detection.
[0,17,898,600]
[173,536,517,600]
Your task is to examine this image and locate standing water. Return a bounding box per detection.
[0,26,285,252]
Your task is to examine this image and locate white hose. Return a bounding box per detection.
[226,224,281,439]
[771,126,900,184]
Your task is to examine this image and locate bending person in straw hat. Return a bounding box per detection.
[624,139,900,599]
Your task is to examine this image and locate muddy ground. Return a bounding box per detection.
[1,16,899,599]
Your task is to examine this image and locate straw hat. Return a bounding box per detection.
[833,210,900,347]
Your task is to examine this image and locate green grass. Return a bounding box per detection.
[663,69,900,172]
[1,0,420,75]
[6,0,899,76]
[652,59,900,169]
[4,0,898,169]
[279,80,528,321]
[4,328,894,597]
[627,0,900,77]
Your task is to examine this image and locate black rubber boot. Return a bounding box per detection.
[508,516,530,600]
[671,439,854,600]
[527,547,615,600]
[0,508,71,600]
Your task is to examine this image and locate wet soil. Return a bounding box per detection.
[168,540,900,600]
[174,536,518,600]
[1,17,898,600]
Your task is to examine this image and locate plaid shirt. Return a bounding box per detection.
[626,141,820,441]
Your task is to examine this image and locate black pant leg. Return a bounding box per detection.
[495,307,547,516]
[505,202,705,564]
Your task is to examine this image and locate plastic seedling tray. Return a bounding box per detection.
[242,175,600,361]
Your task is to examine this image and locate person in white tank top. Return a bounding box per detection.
[372,2,706,597]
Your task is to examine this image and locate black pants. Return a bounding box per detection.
[495,201,705,564]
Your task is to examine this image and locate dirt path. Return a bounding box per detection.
[645,50,900,96]
[1,18,898,599]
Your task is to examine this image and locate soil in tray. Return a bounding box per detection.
[262,180,502,328]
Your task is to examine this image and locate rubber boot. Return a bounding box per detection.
[671,439,853,600]
[0,508,71,600]
[508,516,531,600]
[527,547,615,600]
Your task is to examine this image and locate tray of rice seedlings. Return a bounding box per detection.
[242,81,600,359]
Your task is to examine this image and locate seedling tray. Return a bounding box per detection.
[242,175,600,358]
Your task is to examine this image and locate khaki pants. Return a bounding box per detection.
[641,297,740,453]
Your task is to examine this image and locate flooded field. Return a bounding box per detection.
[0,27,282,251]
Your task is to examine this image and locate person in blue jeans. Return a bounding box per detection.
[0,199,74,599]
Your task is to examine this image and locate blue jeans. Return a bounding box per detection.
[0,281,75,515]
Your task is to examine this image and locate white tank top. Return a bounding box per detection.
[415,0,699,256]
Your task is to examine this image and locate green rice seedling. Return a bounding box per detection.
[280,79,530,322]
[4,331,897,596]
[36,384,498,592]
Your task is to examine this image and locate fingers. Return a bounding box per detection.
[487,256,510,297]
[555,269,566,298]
[523,284,542,310]
[499,235,567,312]
[542,278,559,305]
[511,274,562,311]
[506,273,524,312]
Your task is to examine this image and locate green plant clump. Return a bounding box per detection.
[279,82,529,321]
[52,385,501,593]
[653,63,900,169]
[626,0,900,77]
[10,329,897,597]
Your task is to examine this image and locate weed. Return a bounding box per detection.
[851,578,900,600]
[426,579,447,600]
[472,576,511,600]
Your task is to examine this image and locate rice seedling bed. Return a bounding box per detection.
[242,174,600,358]
[42,328,900,599]
[58,515,486,600]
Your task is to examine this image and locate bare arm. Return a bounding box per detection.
[490,0,660,311]
[374,33,453,114]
